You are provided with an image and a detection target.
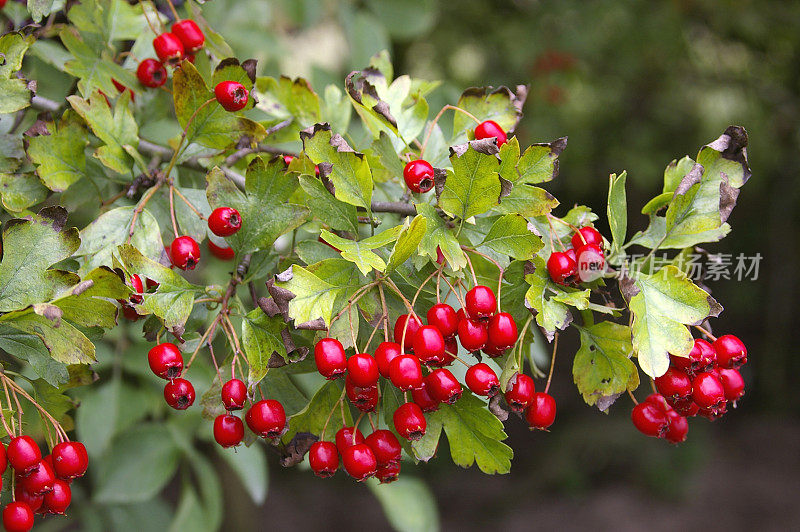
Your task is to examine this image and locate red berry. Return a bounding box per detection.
[20,459,55,495]
[245,400,286,439]
[148,342,184,379]
[547,251,577,284]
[207,240,235,260]
[345,377,379,412]
[375,341,402,378]
[314,337,347,380]
[426,368,462,404]
[308,441,339,478]
[465,285,497,318]
[473,120,507,146]
[717,368,745,402]
[42,479,71,514]
[505,373,535,411]
[394,314,422,350]
[112,78,134,101]
[376,461,401,483]
[13,486,42,513]
[441,335,458,366]
[570,226,603,250]
[341,443,377,481]
[208,207,242,237]
[365,430,402,466]
[283,155,295,166]
[465,363,500,396]
[457,318,488,351]
[164,378,196,410]
[487,312,517,349]
[668,397,700,417]
[413,325,446,366]
[713,334,747,368]
[403,159,435,193]
[335,426,365,453]
[214,80,249,112]
[221,379,247,410]
[644,392,671,412]
[126,273,144,305]
[411,381,440,412]
[664,410,689,444]
[0,443,5,475]
[2,502,34,532]
[136,58,167,88]
[153,32,184,65]
[388,354,423,391]
[482,339,506,358]
[346,353,379,387]
[51,441,88,480]
[698,402,728,421]
[575,243,606,283]
[7,436,41,475]
[631,402,669,437]
[691,372,726,409]
[427,303,458,337]
[172,19,205,53]
[436,246,446,265]
[526,392,557,430]
[671,338,715,375]
[170,235,200,270]
[213,414,244,448]
[393,402,427,440]
[654,367,692,402]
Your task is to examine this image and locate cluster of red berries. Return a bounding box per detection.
[546,226,606,285]
[213,378,287,449]
[135,19,205,89]
[309,426,402,483]
[632,334,747,442]
[401,120,508,193]
[1,436,88,531]
[169,206,242,271]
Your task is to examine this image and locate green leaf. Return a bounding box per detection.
[494,183,559,217]
[0,207,80,312]
[26,116,88,192]
[282,380,348,444]
[319,228,402,276]
[67,0,150,46]
[628,265,719,378]
[524,256,572,341]
[0,306,95,364]
[32,378,75,423]
[300,123,373,210]
[480,214,542,260]
[242,308,287,385]
[438,140,502,221]
[607,172,627,256]
[453,86,526,141]
[60,28,137,98]
[298,175,358,233]
[415,203,467,270]
[367,476,440,532]
[0,172,48,213]
[0,32,35,112]
[206,159,309,255]
[254,75,321,128]
[0,327,69,386]
[27,0,61,23]
[386,215,427,273]
[322,84,353,134]
[499,136,567,186]
[573,322,639,409]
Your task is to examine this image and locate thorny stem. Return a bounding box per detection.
[544,332,558,394]
[420,104,481,157]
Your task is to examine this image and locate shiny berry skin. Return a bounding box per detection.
[691,372,726,409]
[335,426,365,453]
[7,436,41,475]
[51,441,88,480]
[713,334,747,369]
[347,353,379,387]
[571,226,603,250]
[505,373,535,412]
[526,392,557,430]
[394,314,422,350]
[413,325,446,366]
[375,341,402,378]
[308,441,339,478]
[2,502,34,532]
[483,339,506,358]
[42,479,72,514]
[208,240,235,260]
[164,378,196,410]
[345,377,379,412]
[208,207,242,237]
[664,410,689,444]
[403,159,435,193]
[13,486,42,513]
[547,251,577,284]
[465,363,500,396]
[441,336,458,366]
[221,379,247,410]
[631,402,669,437]
[341,443,377,481]
[654,367,692,402]
[388,354,423,391]
[170,235,200,270]
[376,461,400,483]
[427,303,458,337]
[148,342,184,379]
[393,402,427,440]
[465,285,497,318]
[314,338,347,380]
[21,459,55,495]
[172,19,205,53]
[487,312,517,349]
[717,368,745,401]
[213,414,244,448]
[473,120,507,146]
[575,243,606,283]
[214,80,249,112]
[245,400,286,439]
[644,393,671,412]
[457,318,488,351]
[426,368,462,404]
[136,58,167,88]
[365,430,402,466]
[411,381,440,412]
[153,32,184,64]
[127,274,144,304]
[672,338,715,375]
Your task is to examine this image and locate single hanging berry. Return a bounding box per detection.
[309,441,339,478]
[153,32,184,65]
[717,367,745,401]
[505,373,535,411]
[375,341,403,378]
[345,377,379,412]
[376,462,401,484]
[136,58,167,88]
[411,381,441,413]
[20,459,55,495]
[341,443,377,481]
[487,312,517,349]
[457,317,488,352]
[547,251,577,284]
[427,303,459,338]
[388,354,424,391]
[213,414,244,448]
[148,342,184,379]
[208,207,242,237]
[712,334,747,368]
[473,120,507,146]
[51,441,88,480]
[465,285,497,318]
[214,81,249,112]
[245,400,286,439]
[208,240,235,260]
[465,363,500,396]
[164,378,196,410]
[2,502,34,532]
[664,410,689,444]
[575,243,606,282]
[172,19,205,53]
[393,402,427,440]
[691,372,726,409]
[654,367,692,402]
[403,160,435,193]
[7,436,42,475]
[170,235,200,270]
[413,325,446,366]
[42,479,72,514]
[526,392,557,430]
[571,226,603,250]
[426,368,462,404]
[394,314,422,350]
[221,379,248,410]
[335,426,365,453]
[365,430,402,466]
[631,402,669,437]
[314,337,347,379]
[346,353,379,388]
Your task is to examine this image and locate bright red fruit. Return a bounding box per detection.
[207,240,235,260]
[365,430,402,466]
[441,335,458,366]
[13,486,42,513]
[465,285,497,318]
[376,461,401,483]
[221,379,247,410]
[654,367,692,401]
[457,318,488,351]
[170,235,200,270]
[7,436,42,475]
[426,369,462,404]
[394,314,422,350]
[3,502,34,532]
[664,410,689,444]
[473,120,507,146]
[547,251,577,284]
[314,338,347,379]
[465,363,500,396]
[335,426,365,453]
[21,459,55,495]
[346,353,379,387]
[148,342,184,379]
[0,443,5,475]
[691,372,726,409]
[214,81,249,111]
[671,338,715,375]
[393,402,427,440]
[153,32,184,64]
[505,373,535,411]
[575,243,606,282]
[136,58,167,88]
[375,341,403,378]
[51,441,88,480]
[245,400,286,439]
[713,334,747,368]
[309,441,339,477]
[164,378,196,410]
[388,354,423,391]
[411,381,440,412]
[341,443,377,481]
[345,377,378,412]
[717,368,745,401]
[208,207,242,236]
[172,19,205,53]
[403,159,435,193]
[526,392,557,430]
[669,397,700,417]
[487,312,517,349]
[631,402,669,437]
[42,479,71,514]
[413,325,446,365]
[427,303,458,337]
[571,226,603,250]
[213,414,244,448]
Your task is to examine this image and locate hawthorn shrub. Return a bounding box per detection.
[0,0,751,530]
